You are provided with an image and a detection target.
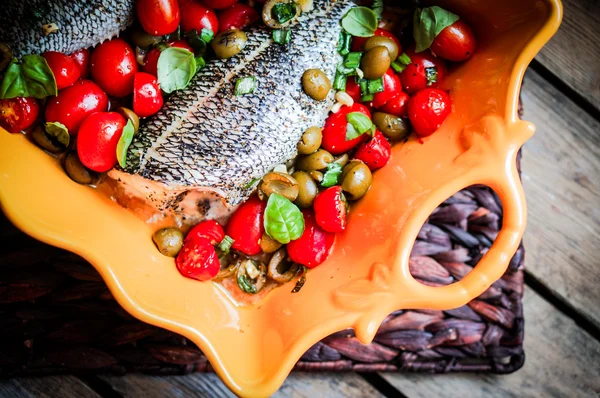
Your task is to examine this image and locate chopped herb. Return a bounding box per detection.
[425,66,438,85]
[361,93,374,102]
[200,28,214,43]
[333,71,347,91]
[272,2,298,24]
[244,178,260,189]
[273,29,291,45]
[391,60,407,73]
[321,163,343,187]
[368,77,384,94]
[337,31,352,55]
[237,274,258,294]
[397,52,412,65]
[218,235,235,254]
[372,0,384,20]
[234,76,257,95]
[344,52,363,70]
[183,30,207,56]
[341,6,378,38]
[346,112,375,141]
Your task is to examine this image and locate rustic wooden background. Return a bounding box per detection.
[1,0,599,396]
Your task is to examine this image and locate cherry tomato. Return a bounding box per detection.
[185,220,225,245]
[133,72,164,118]
[143,40,194,77]
[90,39,138,98]
[218,3,259,32]
[400,48,447,95]
[407,88,452,138]
[430,20,476,62]
[70,48,91,78]
[45,80,109,135]
[370,68,401,109]
[287,210,335,268]
[0,97,39,133]
[322,103,371,155]
[313,186,348,233]
[42,51,80,90]
[351,28,401,53]
[137,0,180,36]
[225,195,266,255]
[354,130,391,170]
[345,77,361,103]
[176,236,220,281]
[201,0,237,9]
[180,1,219,35]
[77,112,126,172]
[378,92,409,117]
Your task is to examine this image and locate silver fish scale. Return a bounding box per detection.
[0,0,134,57]
[125,0,353,206]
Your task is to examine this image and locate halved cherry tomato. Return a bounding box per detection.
[90,39,138,98]
[201,0,237,9]
[378,92,409,117]
[137,0,180,36]
[45,80,108,135]
[77,112,126,172]
[43,51,80,90]
[345,76,361,103]
[407,88,452,138]
[70,48,91,78]
[322,103,371,155]
[133,72,164,118]
[370,68,401,109]
[287,210,335,268]
[185,220,225,245]
[218,3,259,32]
[400,48,447,95]
[143,40,194,77]
[354,130,391,170]
[313,186,348,233]
[0,97,39,133]
[180,1,219,35]
[430,20,476,62]
[351,28,401,54]
[176,236,220,281]
[225,195,266,255]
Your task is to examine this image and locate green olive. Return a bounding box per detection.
[131,27,163,49]
[63,152,96,185]
[214,254,238,281]
[309,170,323,183]
[211,29,247,59]
[297,126,322,155]
[340,160,373,200]
[0,43,13,73]
[302,69,331,101]
[295,149,334,171]
[333,153,349,168]
[268,248,300,283]
[361,46,391,80]
[292,171,318,208]
[236,259,267,294]
[260,233,283,254]
[258,172,299,201]
[152,228,184,257]
[262,0,301,29]
[364,36,399,62]
[373,112,410,141]
[31,124,65,153]
[117,107,140,134]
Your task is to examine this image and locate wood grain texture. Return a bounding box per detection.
[383,286,600,398]
[535,0,600,109]
[520,69,600,327]
[0,376,99,398]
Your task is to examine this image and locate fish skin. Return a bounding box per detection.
[0,0,135,57]
[122,0,353,211]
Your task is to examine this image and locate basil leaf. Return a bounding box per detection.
[0,55,57,99]
[372,0,384,21]
[346,112,375,141]
[157,47,196,94]
[116,120,135,168]
[264,193,304,244]
[341,7,378,38]
[321,163,343,188]
[195,56,206,73]
[183,30,207,55]
[413,6,460,52]
[44,122,70,148]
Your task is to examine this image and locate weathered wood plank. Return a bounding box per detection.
[382,286,600,397]
[0,376,99,398]
[535,0,600,110]
[520,69,600,327]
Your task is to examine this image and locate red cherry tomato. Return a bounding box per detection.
[90,39,138,98]
[180,1,219,35]
[185,220,225,245]
[45,80,108,136]
[0,97,39,133]
[322,103,371,155]
[370,68,401,109]
[143,40,194,77]
[137,0,180,36]
[201,0,237,9]
[407,88,452,138]
[345,77,361,103]
[354,130,391,170]
[176,236,220,281]
[313,186,348,233]
[133,72,164,118]
[218,3,259,32]
[287,210,335,268]
[225,195,266,255]
[400,48,447,95]
[378,92,409,117]
[77,112,126,172]
[42,51,80,90]
[430,20,476,62]
[70,48,91,78]
[351,28,401,53]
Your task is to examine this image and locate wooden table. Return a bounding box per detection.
[2,0,599,396]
